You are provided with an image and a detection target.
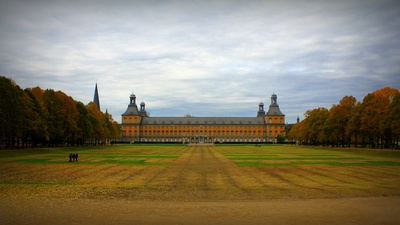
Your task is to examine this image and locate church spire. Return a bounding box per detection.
[93,83,101,111]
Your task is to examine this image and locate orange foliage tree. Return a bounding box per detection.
[0,76,120,148]
[324,96,357,147]
[288,87,400,149]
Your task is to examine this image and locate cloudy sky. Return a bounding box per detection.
[1,0,399,123]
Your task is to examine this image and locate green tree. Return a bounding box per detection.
[385,93,400,149]
[0,76,24,148]
[75,101,93,146]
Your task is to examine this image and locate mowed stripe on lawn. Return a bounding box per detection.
[140,146,266,199]
[1,145,400,200]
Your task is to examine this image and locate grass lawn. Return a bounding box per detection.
[0,144,399,201]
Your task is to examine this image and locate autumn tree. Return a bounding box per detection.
[87,102,104,145]
[21,89,48,147]
[287,123,299,142]
[38,89,79,147]
[346,102,362,148]
[289,87,399,149]
[324,96,357,147]
[359,87,399,148]
[58,91,79,146]
[304,107,329,145]
[103,111,121,144]
[0,76,120,148]
[287,119,309,145]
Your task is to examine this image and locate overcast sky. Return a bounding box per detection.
[1,0,399,123]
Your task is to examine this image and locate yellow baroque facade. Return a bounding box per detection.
[121,93,285,143]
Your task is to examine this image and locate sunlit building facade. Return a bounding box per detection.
[121,93,285,143]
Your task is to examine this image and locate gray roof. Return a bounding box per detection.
[266,106,285,116]
[141,117,265,125]
[121,104,140,116]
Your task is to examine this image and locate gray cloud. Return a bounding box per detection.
[1,0,399,123]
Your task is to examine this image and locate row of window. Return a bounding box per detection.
[123,125,266,131]
[267,118,284,124]
[123,137,279,143]
[122,118,284,125]
[140,138,265,142]
[123,117,139,123]
[124,131,281,137]
[122,126,284,134]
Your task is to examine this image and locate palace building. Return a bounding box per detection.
[120,93,285,144]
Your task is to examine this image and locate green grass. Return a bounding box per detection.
[100,159,146,165]
[0,144,184,166]
[234,160,400,167]
[223,154,279,156]
[1,144,400,200]
[14,158,64,164]
[1,144,400,167]
[228,157,364,160]
[87,155,180,159]
[216,144,400,167]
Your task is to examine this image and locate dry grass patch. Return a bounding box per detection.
[0,144,399,201]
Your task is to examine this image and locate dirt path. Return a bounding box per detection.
[1,196,399,225]
[138,146,266,200]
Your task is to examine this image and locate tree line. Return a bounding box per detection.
[0,76,120,149]
[287,87,400,149]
